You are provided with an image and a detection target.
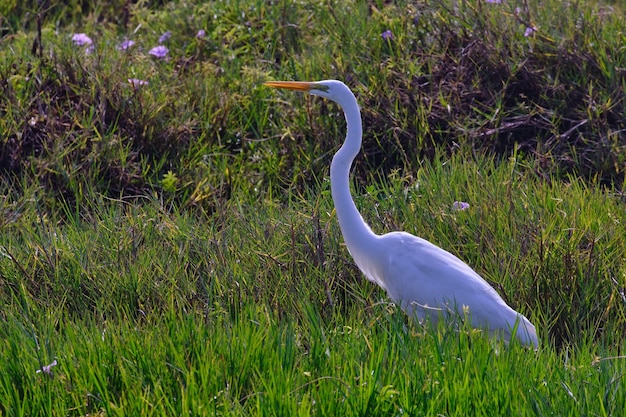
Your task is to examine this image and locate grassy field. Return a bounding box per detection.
[1,0,625,415]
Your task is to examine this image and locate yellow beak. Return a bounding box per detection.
[263,81,315,91]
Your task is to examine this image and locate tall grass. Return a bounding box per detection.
[2,152,625,414]
[3,301,625,416]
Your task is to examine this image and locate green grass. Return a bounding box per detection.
[2,153,625,415]
[1,0,626,415]
[3,302,625,416]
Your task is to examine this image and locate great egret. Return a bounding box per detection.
[264,80,538,347]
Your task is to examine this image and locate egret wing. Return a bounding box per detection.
[377,232,518,329]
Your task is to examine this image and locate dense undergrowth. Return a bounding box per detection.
[1,0,625,212]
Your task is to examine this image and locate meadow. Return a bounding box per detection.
[1,0,625,415]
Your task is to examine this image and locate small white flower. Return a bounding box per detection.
[36,360,58,376]
[524,26,537,37]
[128,78,149,87]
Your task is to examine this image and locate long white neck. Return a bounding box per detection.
[330,96,378,248]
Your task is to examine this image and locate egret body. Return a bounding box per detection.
[265,80,538,347]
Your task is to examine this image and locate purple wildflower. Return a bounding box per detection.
[71,33,93,47]
[158,31,172,44]
[149,45,169,59]
[196,29,206,38]
[524,26,537,37]
[382,30,393,41]
[452,201,470,211]
[128,78,149,87]
[118,39,136,50]
[36,360,58,377]
[485,0,502,3]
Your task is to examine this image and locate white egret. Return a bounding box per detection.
[265,80,538,347]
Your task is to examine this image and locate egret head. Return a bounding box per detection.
[264,80,356,109]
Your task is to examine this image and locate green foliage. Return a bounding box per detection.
[1,153,625,414]
[160,170,178,193]
[1,0,625,209]
[1,0,133,33]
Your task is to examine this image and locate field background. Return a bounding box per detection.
[1,0,625,415]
